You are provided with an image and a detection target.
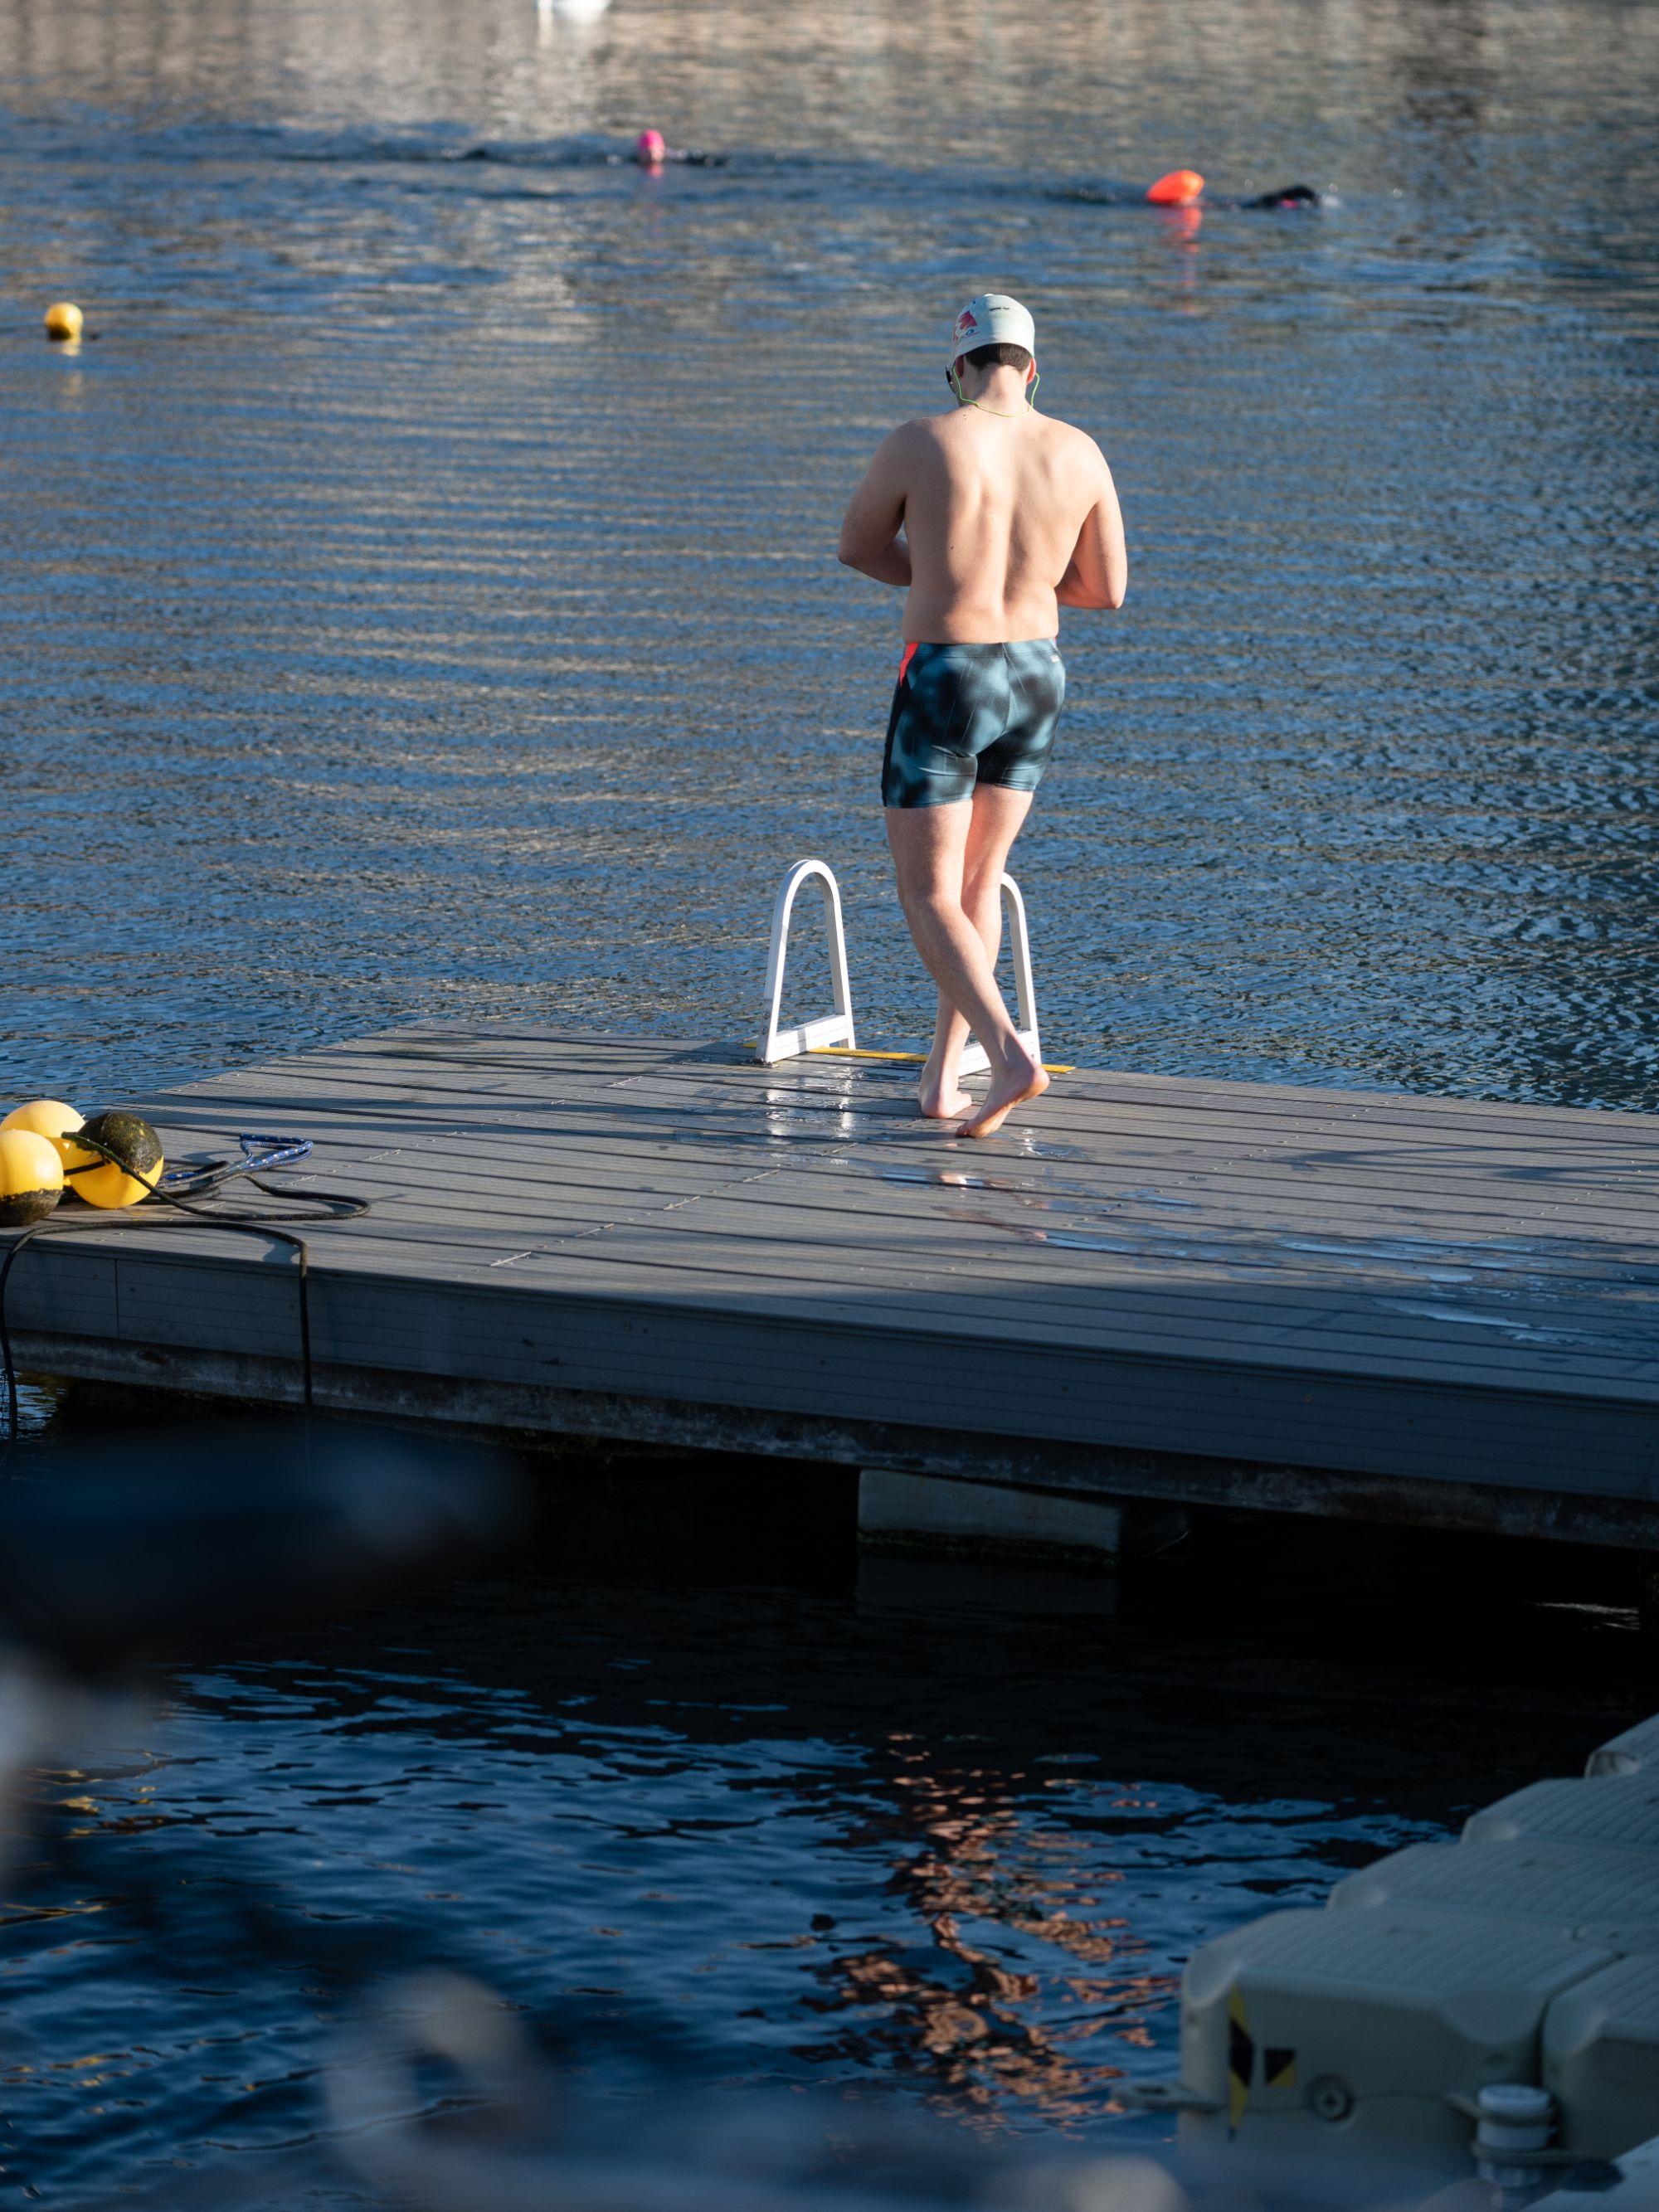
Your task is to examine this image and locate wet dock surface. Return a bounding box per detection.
[12,1025,1659,1545]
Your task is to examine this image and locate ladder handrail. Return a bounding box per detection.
[958,873,1041,1075]
[758,859,1039,1071]
[759,858,857,1064]
[1000,873,1038,1041]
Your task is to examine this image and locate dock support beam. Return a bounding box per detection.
[858,1466,1123,1561]
[1640,1557,1659,1643]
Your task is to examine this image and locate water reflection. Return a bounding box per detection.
[831,1730,1168,2121]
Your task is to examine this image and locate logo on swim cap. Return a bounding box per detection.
[949,293,1035,364]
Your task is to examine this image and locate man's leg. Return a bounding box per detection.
[886,800,1048,1138]
[918,785,1034,1119]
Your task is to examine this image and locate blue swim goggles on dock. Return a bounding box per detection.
[159,1135,314,1198]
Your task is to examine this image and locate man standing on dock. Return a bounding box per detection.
[837,295,1127,1137]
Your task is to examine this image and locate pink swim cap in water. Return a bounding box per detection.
[636,129,667,165]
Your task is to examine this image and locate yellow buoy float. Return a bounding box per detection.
[0,1098,98,1174]
[71,1110,163,1209]
[0,1129,64,1227]
[44,301,83,342]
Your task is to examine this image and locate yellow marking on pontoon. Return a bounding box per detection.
[806,1046,1075,1072]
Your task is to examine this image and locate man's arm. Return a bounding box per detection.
[1056,451,1127,610]
[837,431,912,590]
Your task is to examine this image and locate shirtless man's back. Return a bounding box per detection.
[837,294,1126,1136]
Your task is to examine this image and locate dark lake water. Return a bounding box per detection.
[3,1398,1655,2205]
[2,0,1657,2198]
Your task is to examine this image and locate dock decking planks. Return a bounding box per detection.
[11,1024,1659,1542]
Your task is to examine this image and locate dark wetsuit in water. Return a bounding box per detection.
[625,148,728,167]
[1236,182,1321,209]
[1058,179,1323,211]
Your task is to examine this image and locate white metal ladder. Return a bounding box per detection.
[757,858,1041,1071]
[959,872,1041,1075]
[758,858,858,1064]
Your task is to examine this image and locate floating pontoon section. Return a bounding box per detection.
[1549,2129,1659,2210]
[1134,1704,1659,2180]
[1464,1775,1659,1851]
[758,858,857,1064]
[1547,1957,1659,2161]
[1588,1717,1659,1779]
[1160,1904,1609,2155]
[1331,1835,1659,1951]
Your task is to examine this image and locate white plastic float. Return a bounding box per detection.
[1133,1702,1659,2185]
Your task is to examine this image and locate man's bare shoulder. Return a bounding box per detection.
[887,414,956,450]
[861,416,948,474]
[1035,415,1110,469]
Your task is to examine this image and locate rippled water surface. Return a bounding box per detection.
[3,0,1657,1106]
[2,1,1657,2198]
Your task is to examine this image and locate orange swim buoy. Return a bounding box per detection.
[1146,168,1204,207]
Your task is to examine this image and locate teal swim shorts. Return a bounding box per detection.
[881,639,1066,809]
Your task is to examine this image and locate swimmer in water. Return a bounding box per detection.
[627,128,727,168]
[1146,168,1323,209]
[837,294,1127,1139]
[1065,169,1323,211]
[1238,182,1321,208]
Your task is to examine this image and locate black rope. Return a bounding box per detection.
[1,1139,371,1448]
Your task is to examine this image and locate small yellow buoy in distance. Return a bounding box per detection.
[71,1109,163,1210]
[0,1098,97,1174]
[0,1129,64,1227]
[44,302,84,343]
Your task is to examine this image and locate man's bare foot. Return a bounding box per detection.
[919,1062,973,1120]
[957,1046,1048,1139]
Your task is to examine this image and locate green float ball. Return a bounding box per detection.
[72,1110,164,1210]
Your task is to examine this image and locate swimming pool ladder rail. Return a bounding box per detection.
[758,858,858,1063]
[958,873,1041,1077]
[758,858,1043,1072]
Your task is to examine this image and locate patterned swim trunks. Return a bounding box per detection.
[880,639,1067,809]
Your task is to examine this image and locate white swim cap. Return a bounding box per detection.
[949,293,1036,364]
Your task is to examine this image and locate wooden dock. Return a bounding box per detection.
[11,1024,1659,1548]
